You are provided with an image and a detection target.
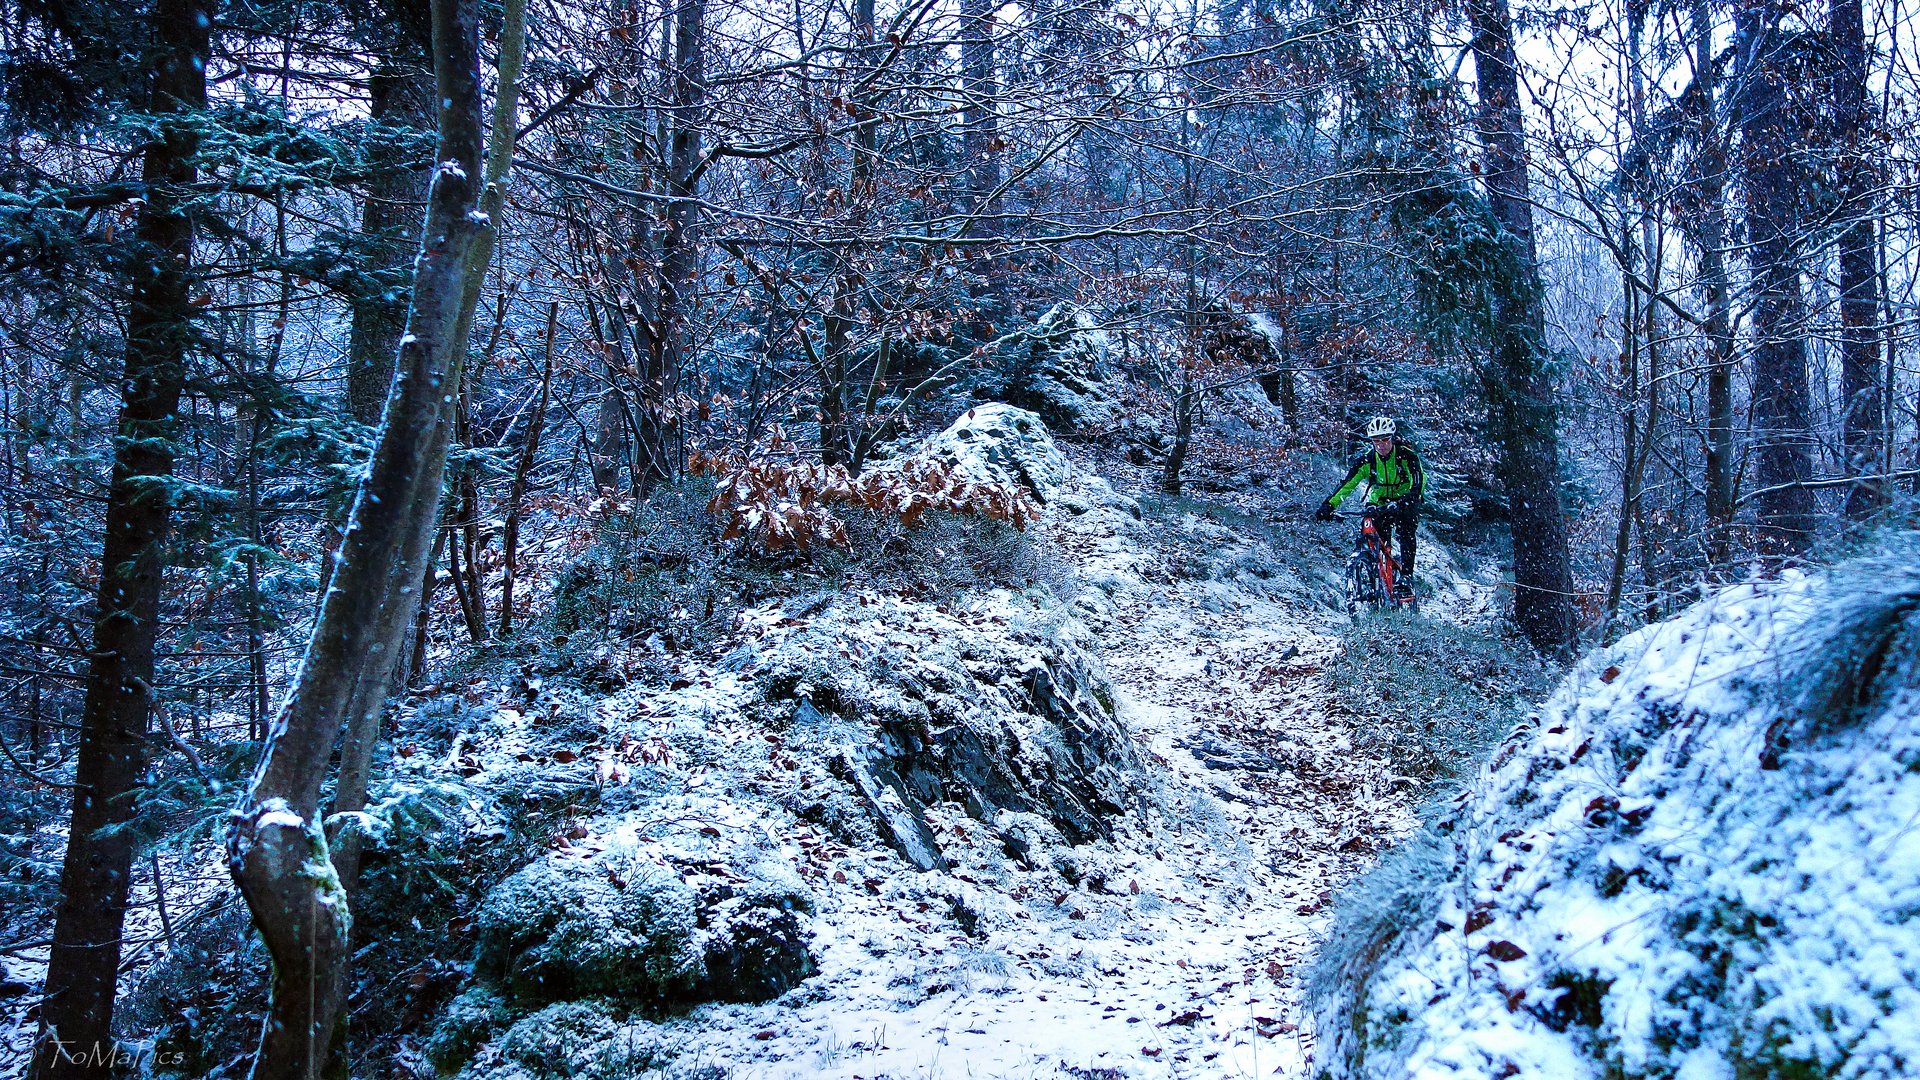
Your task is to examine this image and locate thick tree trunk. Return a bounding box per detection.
[228,2,488,1075]
[1691,0,1736,561]
[1834,0,1884,517]
[30,6,207,1077]
[1735,1,1817,554]
[345,7,434,426]
[1465,0,1579,654]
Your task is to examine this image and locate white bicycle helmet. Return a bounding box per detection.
[1365,416,1397,439]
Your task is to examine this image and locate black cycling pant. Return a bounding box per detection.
[1361,503,1417,576]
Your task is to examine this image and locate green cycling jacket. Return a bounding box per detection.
[1328,441,1426,508]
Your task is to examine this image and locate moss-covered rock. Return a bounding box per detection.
[697,899,815,1003]
[494,1000,621,1079]
[425,986,515,1072]
[474,846,701,1006]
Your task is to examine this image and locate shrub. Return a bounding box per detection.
[694,449,1037,553]
[548,477,736,653]
[495,1000,624,1079]
[424,986,515,1071]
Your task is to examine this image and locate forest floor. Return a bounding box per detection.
[644,458,1506,1080]
[0,448,1512,1080]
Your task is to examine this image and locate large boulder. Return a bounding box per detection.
[727,592,1142,868]
[914,403,1069,503]
[474,844,704,1006]
[471,835,819,1013]
[1314,553,1920,1080]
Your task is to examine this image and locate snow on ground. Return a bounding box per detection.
[491,460,1439,1080]
[1314,553,1920,1079]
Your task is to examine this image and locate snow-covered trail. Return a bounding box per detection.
[1081,570,1423,1077]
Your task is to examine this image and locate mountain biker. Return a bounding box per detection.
[1314,417,1425,593]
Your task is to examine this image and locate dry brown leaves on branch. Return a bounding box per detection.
[690,451,1038,553]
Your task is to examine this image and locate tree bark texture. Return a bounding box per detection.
[1465,0,1579,654]
[345,4,435,426]
[1735,0,1817,554]
[30,5,207,1077]
[227,1,488,1075]
[641,0,704,489]
[1833,0,1884,517]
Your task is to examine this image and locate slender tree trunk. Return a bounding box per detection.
[1834,0,1885,517]
[228,3,489,1075]
[1735,0,1817,555]
[30,6,207,1077]
[1605,234,1641,632]
[329,0,529,900]
[1161,368,1197,495]
[642,0,704,491]
[408,522,449,685]
[1465,0,1579,654]
[453,373,488,642]
[961,0,1001,229]
[500,304,556,638]
[1692,0,1736,561]
[819,0,878,469]
[960,0,1003,326]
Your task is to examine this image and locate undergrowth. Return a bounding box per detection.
[549,476,1062,666]
[1329,612,1551,784]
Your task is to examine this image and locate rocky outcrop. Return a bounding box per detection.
[730,591,1142,869]
[1001,302,1122,433]
[913,403,1069,502]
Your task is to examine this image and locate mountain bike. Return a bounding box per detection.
[1338,508,1416,617]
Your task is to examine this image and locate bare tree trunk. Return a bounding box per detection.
[330,0,530,900]
[819,0,879,468]
[227,2,488,1075]
[500,304,556,638]
[1691,0,1736,562]
[1161,368,1197,495]
[30,6,207,1076]
[1735,0,1817,555]
[961,0,1001,229]
[345,6,434,426]
[408,523,448,685]
[1465,0,1579,654]
[1834,0,1885,517]
[642,0,704,491]
[1605,224,1641,631]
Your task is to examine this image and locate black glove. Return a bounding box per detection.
[1313,500,1335,522]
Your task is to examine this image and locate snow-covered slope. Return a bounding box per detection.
[1313,549,1920,1079]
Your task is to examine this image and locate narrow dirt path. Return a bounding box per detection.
[1088,570,1423,1077]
